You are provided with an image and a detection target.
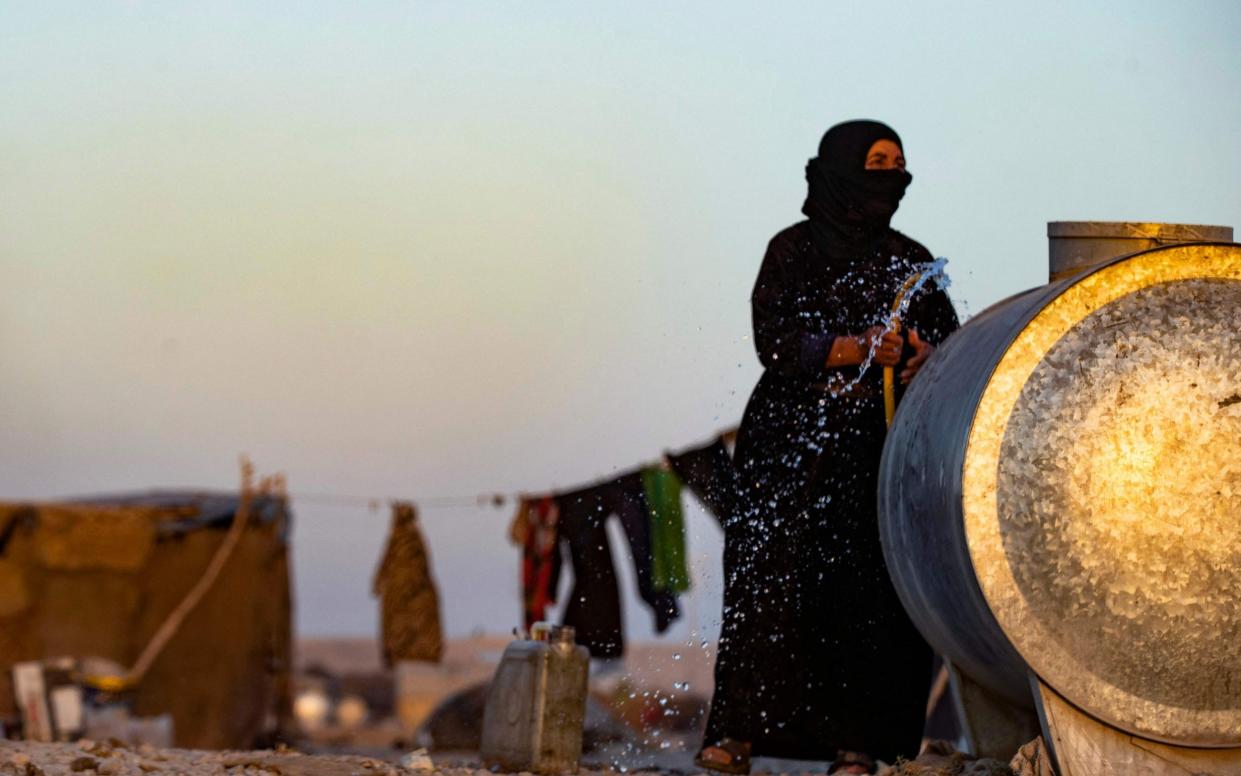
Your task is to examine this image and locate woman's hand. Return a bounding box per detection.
[865,325,904,368]
[825,326,905,368]
[900,329,934,383]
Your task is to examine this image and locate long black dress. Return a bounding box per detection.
[704,220,959,762]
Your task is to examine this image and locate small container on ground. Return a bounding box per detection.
[480,624,590,774]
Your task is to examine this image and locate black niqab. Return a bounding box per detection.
[802,119,913,261]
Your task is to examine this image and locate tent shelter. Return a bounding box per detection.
[0,491,293,749]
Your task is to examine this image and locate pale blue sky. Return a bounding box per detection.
[1,2,1238,640]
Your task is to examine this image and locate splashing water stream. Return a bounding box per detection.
[837,257,952,398]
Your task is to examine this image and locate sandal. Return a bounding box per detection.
[694,738,752,775]
[828,750,877,774]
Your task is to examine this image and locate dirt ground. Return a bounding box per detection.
[1,739,442,776]
[0,739,1029,776]
[0,739,671,776]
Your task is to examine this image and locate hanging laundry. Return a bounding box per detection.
[666,434,740,525]
[373,502,443,665]
[507,497,531,546]
[556,486,623,659]
[603,473,680,633]
[642,467,690,593]
[515,497,562,630]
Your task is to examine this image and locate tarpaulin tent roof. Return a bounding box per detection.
[66,489,290,538]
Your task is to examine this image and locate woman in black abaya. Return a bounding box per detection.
[697,121,959,774]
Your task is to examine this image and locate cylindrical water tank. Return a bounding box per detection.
[878,231,1240,747]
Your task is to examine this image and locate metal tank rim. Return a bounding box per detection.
[961,241,1241,747]
[879,284,1060,709]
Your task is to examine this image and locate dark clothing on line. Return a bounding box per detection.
[556,486,624,659]
[605,474,680,633]
[666,436,739,524]
[556,474,686,656]
[704,217,959,762]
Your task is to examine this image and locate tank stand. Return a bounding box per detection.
[1032,678,1241,775]
[946,661,1041,759]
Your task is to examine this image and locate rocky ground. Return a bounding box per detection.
[0,739,1048,776]
[0,739,446,776]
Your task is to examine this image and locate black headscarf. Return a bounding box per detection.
[801,119,913,261]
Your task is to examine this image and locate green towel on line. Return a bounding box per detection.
[642,466,690,593]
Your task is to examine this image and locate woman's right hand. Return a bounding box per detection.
[826,325,905,368]
[863,325,904,367]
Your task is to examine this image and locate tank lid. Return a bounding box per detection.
[1048,221,1233,242]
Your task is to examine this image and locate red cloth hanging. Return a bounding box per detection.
[516,497,561,629]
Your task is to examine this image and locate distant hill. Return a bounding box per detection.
[296,634,716,695]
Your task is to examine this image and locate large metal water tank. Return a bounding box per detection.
[878,223,1240,752]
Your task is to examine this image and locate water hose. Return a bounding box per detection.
[883,270,927,427]
[81,460,265,693]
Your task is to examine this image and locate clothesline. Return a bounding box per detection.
[283,427,738,516]
[1,427,735,518]
[337,426,740,662]
[288,491,508,511]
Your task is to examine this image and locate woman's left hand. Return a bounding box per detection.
[900,329,934,384]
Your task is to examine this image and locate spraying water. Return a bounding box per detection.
[837,256,952,398]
